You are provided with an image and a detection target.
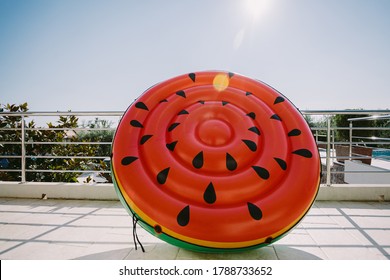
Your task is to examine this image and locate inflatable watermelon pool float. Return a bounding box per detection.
[111,71,320,252]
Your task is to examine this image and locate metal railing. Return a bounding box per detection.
[305,110,390,186]
[1,110,389,185]
[0,111,121,183]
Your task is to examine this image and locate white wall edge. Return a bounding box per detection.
[0,182,389,201]
[0,182,118,200]
[316,184,390,201]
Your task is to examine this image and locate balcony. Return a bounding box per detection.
[1,110,389,260]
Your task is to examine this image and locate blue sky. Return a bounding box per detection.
[1,0,389,111]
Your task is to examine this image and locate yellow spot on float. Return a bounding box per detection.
[213,73,230,92]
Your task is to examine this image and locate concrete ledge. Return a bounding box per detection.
[0,182,118,200]
[0,182,389,201]
[317,184,390,201]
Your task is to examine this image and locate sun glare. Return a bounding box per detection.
[234,0,271,49]
[244,0,269,22]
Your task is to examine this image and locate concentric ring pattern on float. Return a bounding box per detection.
[111,71,321,252]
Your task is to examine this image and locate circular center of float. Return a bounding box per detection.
[197,119,233,146]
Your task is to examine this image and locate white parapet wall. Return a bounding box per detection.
[317,184,390,201]
[0,181,390,201]
[0,182,119,200]
[345,160,390,184]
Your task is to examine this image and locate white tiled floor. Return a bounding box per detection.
[0,198,389,260]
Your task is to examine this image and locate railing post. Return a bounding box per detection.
[326,118,331,186]
[332,127,335,160]
[349,121,353,160]
[21,115,26,183]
